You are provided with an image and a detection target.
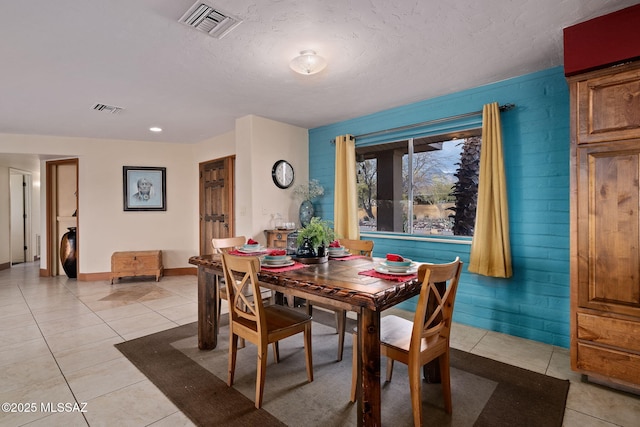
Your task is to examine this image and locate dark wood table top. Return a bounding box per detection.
[189,254,422,312]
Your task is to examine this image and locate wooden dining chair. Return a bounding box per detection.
[339,238,374,256]
[221,253,313,409]
[350,257,463,427]
[212,237,274,328]
[306,238,374,361]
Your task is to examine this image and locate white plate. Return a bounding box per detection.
[375,265,418,276]
[262,260,295,268]
[238,246,266,253]
[329,252,351,258]
[262,256,292,264]
[379,261,417,272]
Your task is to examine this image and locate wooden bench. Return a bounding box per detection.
[111,250,163,284]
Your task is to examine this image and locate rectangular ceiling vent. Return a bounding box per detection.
[92,103,123,114]
[179,2,241,39]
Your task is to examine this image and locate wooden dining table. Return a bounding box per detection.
[189,254,423,427]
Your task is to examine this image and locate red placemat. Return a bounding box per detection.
[228,249,268,256]
[329,254,365,261]
[358,269,417,282]
[261,262,308,273]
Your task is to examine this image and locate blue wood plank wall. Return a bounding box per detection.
[308,66,570,347]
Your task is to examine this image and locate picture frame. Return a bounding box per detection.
[123,166,166,211]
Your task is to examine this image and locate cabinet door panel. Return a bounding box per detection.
[577,142,640,316]
[577,66,640,144]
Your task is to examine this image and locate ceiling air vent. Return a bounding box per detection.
[179,2,241,39]
[92,103,123,114]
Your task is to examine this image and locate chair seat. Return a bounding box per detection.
[235,305,311,337]
[381,315,445,354]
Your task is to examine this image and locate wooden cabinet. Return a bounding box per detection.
[570,61,640,392]
[264,229,296,249]
[111,250,163,284]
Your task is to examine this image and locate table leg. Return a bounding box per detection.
[357,308,381,427]
[198,267,218,350]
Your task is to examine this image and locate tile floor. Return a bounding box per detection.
[1,262,638,426]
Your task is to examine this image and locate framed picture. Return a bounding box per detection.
[123,166,166,211]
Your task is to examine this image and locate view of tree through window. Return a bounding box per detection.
[356,133,481,236]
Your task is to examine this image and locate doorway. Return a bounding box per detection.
[46,159,78,277]
[9,169,32,265]
[199,156,235,255]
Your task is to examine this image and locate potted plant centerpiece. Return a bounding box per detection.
[294,179,324,227]
[295,217,335,263]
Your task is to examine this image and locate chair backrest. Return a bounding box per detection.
[221,253,267,333]
[212,236,246,254]
[340,238,374,256]
[411,257,463,349]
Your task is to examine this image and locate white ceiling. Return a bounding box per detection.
[0,0,638,146]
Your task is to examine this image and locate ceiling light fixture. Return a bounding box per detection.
[149,127,162,132]
[289,50,327,75]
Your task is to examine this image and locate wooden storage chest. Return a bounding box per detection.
[111,250,163,284]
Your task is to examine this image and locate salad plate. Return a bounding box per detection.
[262,260,295,268]
[329,251,351,258]
[375,265,417,276]
[238,246,266,254]
[379,260,417,272]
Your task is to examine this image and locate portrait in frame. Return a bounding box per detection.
[123,166,166,211]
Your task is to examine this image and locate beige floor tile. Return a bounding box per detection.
[566,379,640,427]
[54,336,125,374]
[156,302,198,322]
[65,356,147,402]
[38,312,106,337]
[0,353,61,394]
[562,408,619,427]
[450,322,487,352]
[107,311,176,337]
[149,410,196,426]
[83,380,178,427]
[93,302,154,322]
[0,337,50,367]
[0,323,43,346]
[0,312,37,330]
[0,376,76,426]
[469,330,553,373]
[21,410,89,427]
[44,323,120,353]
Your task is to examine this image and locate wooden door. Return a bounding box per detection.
[199,156,235,256]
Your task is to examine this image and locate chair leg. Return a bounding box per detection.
[272,342,280,363]
[255,343,268,409]
[408,360,423,427]
[350,332,357,403]
[336,310,346,361]
[304,323,314,382]
[386,357,394,382]
[228,332,238,387]
[306,303,313,316]
[439,350,453,414]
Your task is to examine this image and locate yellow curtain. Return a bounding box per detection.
[334,134,359,239]
[468,102,513,278]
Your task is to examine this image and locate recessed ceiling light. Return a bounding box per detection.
[149,127,162,132]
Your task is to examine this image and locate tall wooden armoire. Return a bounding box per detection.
[566,3,640,393]
[569,61,640,392]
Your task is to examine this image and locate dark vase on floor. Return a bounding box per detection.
[60,227,77,278]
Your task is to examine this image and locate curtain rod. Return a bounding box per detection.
[332,103,515,143]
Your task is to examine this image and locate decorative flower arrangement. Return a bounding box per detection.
[293,179,324,201]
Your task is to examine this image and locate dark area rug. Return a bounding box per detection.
[116,311,569,426]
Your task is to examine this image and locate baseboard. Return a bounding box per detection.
[0,262,10,271]
[77,266,197,281]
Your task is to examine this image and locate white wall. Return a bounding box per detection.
[0,116,308,275]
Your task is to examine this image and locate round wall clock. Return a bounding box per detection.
[272,160,294,189]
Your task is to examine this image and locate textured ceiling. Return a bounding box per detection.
[0,0,638,145]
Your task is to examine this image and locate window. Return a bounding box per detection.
[356,130,481,237]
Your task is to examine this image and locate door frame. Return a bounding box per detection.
[45,158,78,277]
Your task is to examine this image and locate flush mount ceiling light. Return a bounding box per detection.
[149,127,162,132]
[289,50,327,75]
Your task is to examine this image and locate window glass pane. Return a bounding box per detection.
[356,132,481,237]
